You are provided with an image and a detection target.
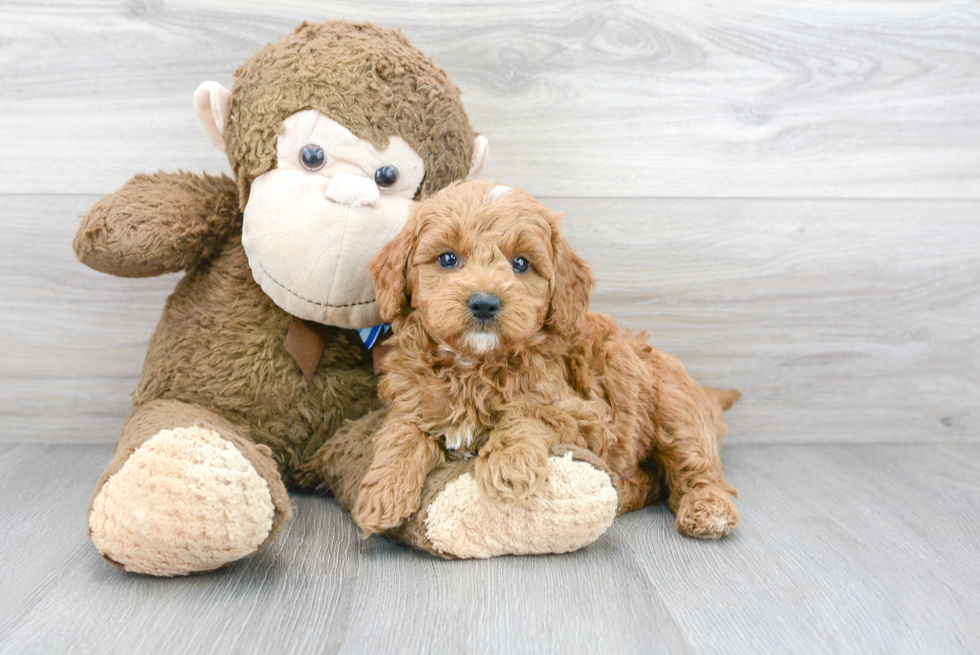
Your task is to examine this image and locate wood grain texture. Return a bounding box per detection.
[1,0,978,197]
[553,196,980,445]
[0,194,175,442]
[4,194,976,444]
[0,442,976,654]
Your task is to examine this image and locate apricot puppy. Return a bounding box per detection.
[352,180,740,540]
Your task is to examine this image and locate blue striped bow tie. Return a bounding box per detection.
[358,323,391,349]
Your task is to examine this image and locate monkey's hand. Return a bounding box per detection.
[74,171,240,277]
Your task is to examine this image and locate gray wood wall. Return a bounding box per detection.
[2,0,978,445]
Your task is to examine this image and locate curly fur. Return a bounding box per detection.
[352,181,740,539]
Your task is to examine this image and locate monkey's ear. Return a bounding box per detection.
[546,224,596,337]
[370,219,417,323]
[193,81,232,153]
[466,135,489,181]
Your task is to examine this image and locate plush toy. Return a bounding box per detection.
[75,21,621,576]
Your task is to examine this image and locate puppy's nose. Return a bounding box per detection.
[468,293,501,322]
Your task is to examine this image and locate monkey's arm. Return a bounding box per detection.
[74,171,240,277]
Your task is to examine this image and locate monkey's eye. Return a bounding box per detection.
[511,256,530,274]
[300,144,326,171]
[438,252,459,269]
[374,165,399,188]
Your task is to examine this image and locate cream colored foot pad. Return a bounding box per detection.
[89,426,275,576]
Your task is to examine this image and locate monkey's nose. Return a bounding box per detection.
[325,171,380,207]
[468,293,501,322]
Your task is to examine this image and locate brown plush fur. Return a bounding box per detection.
[76,22,482,563]
[76,170,382,486]
[352,181,740,539]
[225,21,476,207]
[75,172,240,278]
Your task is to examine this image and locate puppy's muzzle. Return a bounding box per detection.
[468,293,501,323]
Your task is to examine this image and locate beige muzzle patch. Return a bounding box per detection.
[242,169,413,329]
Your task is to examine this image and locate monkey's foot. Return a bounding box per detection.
[423,446,618,558]
[89,426,276,576]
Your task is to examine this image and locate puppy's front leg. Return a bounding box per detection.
[352,417,444,535]
[475,415,555,501]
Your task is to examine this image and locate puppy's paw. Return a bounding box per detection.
[675,486,740,539]
[475,444,548,501]
[352,468,421,536]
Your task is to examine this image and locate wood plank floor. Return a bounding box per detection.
[0,442,976,655]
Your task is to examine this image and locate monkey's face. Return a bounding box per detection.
[241,110,426,328]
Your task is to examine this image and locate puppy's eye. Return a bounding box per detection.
[374,165,399,188]
[511,256,530,274]
[438,252,459,269]
[300,144,326,171]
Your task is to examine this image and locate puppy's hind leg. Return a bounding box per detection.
[647,355,740,539]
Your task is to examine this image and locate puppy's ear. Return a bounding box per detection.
[370,218,416,323]
[547,222,596,336]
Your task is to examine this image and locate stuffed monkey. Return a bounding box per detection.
[75,21,620,575]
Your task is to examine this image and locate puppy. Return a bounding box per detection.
[352,180,740,540]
